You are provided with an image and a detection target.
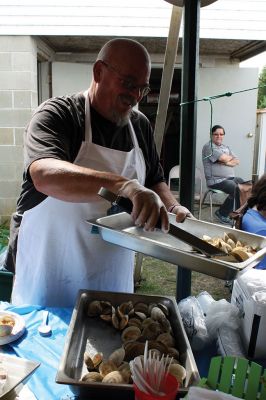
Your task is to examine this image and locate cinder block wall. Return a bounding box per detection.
[0,36,37,224]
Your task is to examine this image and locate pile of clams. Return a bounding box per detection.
[81,300,186,386]
[202,232,258,262]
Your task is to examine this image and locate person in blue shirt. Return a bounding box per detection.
[242,173,266,269]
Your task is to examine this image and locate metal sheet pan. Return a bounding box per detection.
[56,290,199,400]
[0,354,40,399]
[87,213,266,281]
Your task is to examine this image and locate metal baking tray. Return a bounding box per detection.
[87,212,266,281]
[56,290,199,399]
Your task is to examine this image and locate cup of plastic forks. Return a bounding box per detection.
[133,373,179,400]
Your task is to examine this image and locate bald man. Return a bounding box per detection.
[6,38,192,306]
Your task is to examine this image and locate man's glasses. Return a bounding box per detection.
[100,60,151,97]
[212,133,224,136]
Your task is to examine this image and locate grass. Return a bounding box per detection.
[0,223,9,253]
[135,256,231,301]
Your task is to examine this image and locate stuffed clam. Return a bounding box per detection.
[202,232,258,262]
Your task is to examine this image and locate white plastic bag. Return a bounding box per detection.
[205,299,240,340]
[196,291,215,317]
[238,269,266,296]
[178,296,209,350]
[217,326,246,357]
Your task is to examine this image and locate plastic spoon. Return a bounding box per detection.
[38,310,52,336]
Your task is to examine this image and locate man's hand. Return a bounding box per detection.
[118,180,169,232]
[170,205,194,222]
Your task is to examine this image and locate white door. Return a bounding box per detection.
[196,67,258,189]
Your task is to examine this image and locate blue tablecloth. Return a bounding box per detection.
[0,302,75,400]
[3,302,264,400]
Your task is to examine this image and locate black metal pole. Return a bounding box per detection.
[176,0,200,302]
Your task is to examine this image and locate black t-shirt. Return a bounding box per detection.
[5,92,165,272]
[16,92,165,214]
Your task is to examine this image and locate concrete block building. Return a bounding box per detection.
[0,0,265,223]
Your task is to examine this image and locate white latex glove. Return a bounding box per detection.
[170,205,194,222]
[119,179,169,232]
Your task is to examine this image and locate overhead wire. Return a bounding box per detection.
[180,84,266,159]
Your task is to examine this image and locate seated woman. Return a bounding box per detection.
[241,173,266,269]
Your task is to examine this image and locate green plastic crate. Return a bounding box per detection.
[0,270,13,301]
[195,356,266,399]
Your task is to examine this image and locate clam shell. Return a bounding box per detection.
[128,308,135,317]
[148,303,158,316]
[118,362,132,383]
[81,371,103,382]
[134,302,149,314]
[112,313,120,330]
[157,303,169,317]
[231,248,251,261]
[124,341,145,361]
[227,232,237,243]
[141,317,154,329]
[151,306,165,322]
[148,349,161,358]
[108,347,125,367]
[92,352,103,368]
[119,314,129,330]
[158,316,171,332]
[227,238,236,249]
[87,300,102,317]
[141,321,162,340]
[100,314,112,323]
[102,370,125,384]
[168,363,186,384]
[162,356,179,367]
[223,232,230,242]
[167,347,180,360]
[147,340,168,355]
[117,301,134,318]
[99,360,117,377]
[83,352,95,370]
[121,326,141,342]
[134,311,147,321]
[128,317,142,329]
[220,242,231,254]
[100,301,113,315]
[157,332,175,348]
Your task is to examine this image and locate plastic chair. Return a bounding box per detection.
[168,165,180,199]
[202,188,225,221]
[196,356,266,399]
[195,167,203,220]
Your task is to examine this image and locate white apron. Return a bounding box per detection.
[12,93,146,307]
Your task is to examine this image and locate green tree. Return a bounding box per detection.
[257,66,266,109]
